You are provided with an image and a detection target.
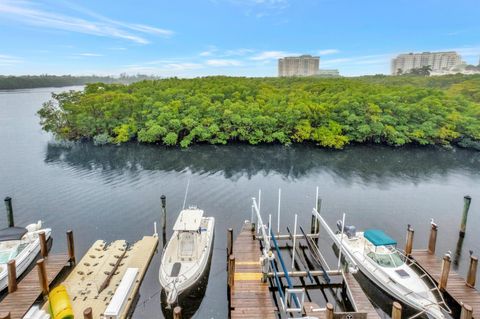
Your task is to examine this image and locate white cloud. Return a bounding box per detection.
[224,48,254,56]
[317,49,340,56]
[0,54,22,66]
[0,0,173,44]
[78,53,103,57]
[206,59,242,67]
[250,50,300,61]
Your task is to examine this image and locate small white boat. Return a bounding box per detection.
[0,221,52,291]
[159,207,214,305]
[334,224,450,319]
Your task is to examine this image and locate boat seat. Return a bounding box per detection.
[171,262,181,277]
[179,233,194,258]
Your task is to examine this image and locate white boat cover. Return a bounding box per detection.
[173,209,204,231]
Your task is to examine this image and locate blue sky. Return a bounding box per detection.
[0,0,479,77]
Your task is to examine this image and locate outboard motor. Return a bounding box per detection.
[336,220,357,239]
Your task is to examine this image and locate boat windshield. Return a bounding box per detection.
[367,250,404,268]
[0,251,12,264]
[0,243,27,264]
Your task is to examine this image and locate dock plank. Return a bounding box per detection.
[411,249,480,318]
[230,222,276,319]
[343,272,380,319]
[0,254,70,319]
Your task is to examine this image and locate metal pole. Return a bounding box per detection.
[277,188,281,234]
[314,187,319,234]
[338,213,346,269]
[268,214,272,241]
[291,214,298,269]
[460,195,472,237]
[4,197,14,228]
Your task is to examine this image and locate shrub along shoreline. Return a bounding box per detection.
[37,75,480,150]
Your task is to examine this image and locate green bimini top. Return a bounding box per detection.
[364,229,397,247]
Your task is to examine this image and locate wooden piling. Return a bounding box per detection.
[173,306,182,319]
[67,230,76,265]
[4,197,14,227]
[391,302,402,319]
[460,195,472,237]
[227,228,233,257]
[228,254,235,288]
[460,303,473,319]
[428,222,438,255]
[161,195,167,247]
[466,255,478,288]
[83,308,93,319]
[405,225,414,256]
[39,231,48,258]
[36,258,49,297]
[0,312,11,319]
[7,260,17,293]
[326,303,334,319]
[439,254,451,291]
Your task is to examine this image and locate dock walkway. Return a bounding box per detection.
[412,249,480,317]
[230,222,276,319]
[343,272,380,319]
[0,254,70,319]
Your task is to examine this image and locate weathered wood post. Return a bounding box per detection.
[405,225,414,256]
[37,258,49,297]
[466,253,478,288]
[227,228,233,257]
[228,254,235,288]
[173,306,182,319]
[83,308,93,319]
[4,197,14,227]
[0,312,11,319]
[460,303,473,319]
[459,195,472,238]
[428,222,438,255]
[67,230,76,265]
[326,303,334,319]
[439,254,451,291]
[39,231,48,258]
[7,260,17,293]
[391,302,402,319]
[311,198,322,234]
[161,195,167,248]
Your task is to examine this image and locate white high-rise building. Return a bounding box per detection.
[391,52,462,75]
[278,55,320,77]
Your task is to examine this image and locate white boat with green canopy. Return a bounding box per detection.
[335,225,450,318]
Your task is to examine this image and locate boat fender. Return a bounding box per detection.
[49,285,74,319]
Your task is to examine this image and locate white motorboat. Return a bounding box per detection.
[159,207,215,305]
[0,221,52,291]
[334,223,450,319]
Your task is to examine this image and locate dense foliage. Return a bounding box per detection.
[38,75,480,149]
[0,74,159,90]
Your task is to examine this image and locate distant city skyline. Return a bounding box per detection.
[0,0,479,77]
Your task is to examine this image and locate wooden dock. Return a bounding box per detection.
[229,222,276,319]
[412,249,480,317]
[42,236,158,318]
[343,272,380,319]
[0,254,70,319]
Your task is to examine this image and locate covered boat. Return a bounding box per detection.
[0,221,52,291]
[159,207,214,305]
[334,225,450,319]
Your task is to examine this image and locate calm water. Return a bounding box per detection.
[0,87,479,318]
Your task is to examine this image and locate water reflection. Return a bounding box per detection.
[45,142,480,183]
